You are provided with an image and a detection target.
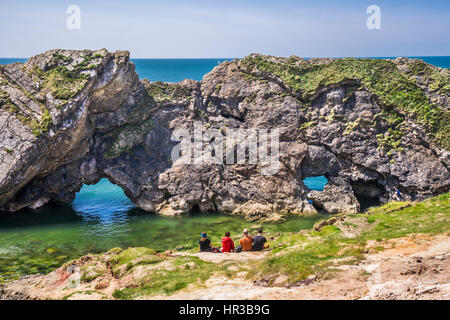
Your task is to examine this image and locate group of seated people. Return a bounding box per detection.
[198,227,268,253]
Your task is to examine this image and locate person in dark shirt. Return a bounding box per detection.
[199,232,212,252]
[252,227,267,251]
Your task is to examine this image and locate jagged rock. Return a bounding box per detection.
[0,50,449,219]
[313,215,345,231]
[308,177,360,214]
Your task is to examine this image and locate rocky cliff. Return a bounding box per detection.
[0,50,449,219]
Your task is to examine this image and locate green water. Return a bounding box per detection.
[0,180,324,283]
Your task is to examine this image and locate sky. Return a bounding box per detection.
[0,0,449,58]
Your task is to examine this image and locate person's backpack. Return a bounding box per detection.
[235,246,242,253]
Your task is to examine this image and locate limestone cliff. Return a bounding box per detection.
[0,50,449,219]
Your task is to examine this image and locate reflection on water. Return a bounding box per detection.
[0,179,324,283]
[71,178,135,238]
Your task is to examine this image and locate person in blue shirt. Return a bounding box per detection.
[393,187,402,200]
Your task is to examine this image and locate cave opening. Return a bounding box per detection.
[189,204,202,214]
[71,178,134,218]
[302,175,328,211]
[350,180,383,212]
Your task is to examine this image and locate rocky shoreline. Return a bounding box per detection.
[0,50,449,220]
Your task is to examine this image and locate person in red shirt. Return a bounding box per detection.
[221,231,235,253]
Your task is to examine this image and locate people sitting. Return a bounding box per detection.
[199,232,222,253]
[252,227,268,251]
[199,229,268,254]
[221,231,235,253]
[239,228,253,251]
[199,232,212,252]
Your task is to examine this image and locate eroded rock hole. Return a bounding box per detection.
[302,175,328,211]
[189,204,201,214]
[350,180,383,212]
[302,175,328,191]
[71,178,134,216]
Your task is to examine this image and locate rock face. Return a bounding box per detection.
[0,50,449,219]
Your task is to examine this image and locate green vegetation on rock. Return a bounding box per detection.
[112,255,220,299]
[105,118,155,158]
[0,88,53,137]
[375,110,406,154]
[240,55,449,149]
[145,81,192,103]
[298,120,317,131]
[406,59,450,94]
[52,53,73,65]
[29,52,102,101]
[32,65,89,101]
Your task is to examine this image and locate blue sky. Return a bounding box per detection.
[0,0,449,58]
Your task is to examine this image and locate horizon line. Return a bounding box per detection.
[1,55,450,60]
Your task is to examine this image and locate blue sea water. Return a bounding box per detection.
[1,56,449,81]
[0,58,27,65]
[132,58,233,82]
[303,176,328,191]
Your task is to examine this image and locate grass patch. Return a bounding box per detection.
[107,247,162,278]
[406,59,450,94]
[112,256,220,299]
[250,193,450,285]
[107,247,157,268]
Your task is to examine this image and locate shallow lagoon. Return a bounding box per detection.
[0,179,324,283]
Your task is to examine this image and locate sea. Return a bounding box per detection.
[0,55,448,283]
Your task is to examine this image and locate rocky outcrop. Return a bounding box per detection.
[0,50,449,219]
[308,177,360,214]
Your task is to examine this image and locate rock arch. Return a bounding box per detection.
[0,50,448,220]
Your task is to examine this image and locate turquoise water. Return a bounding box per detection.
[0,55,449,283]
[0,58,27,65]
[133,58,232,82]
[1,56,449,73]
[303,176,328,191]
[0,179,323,283]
